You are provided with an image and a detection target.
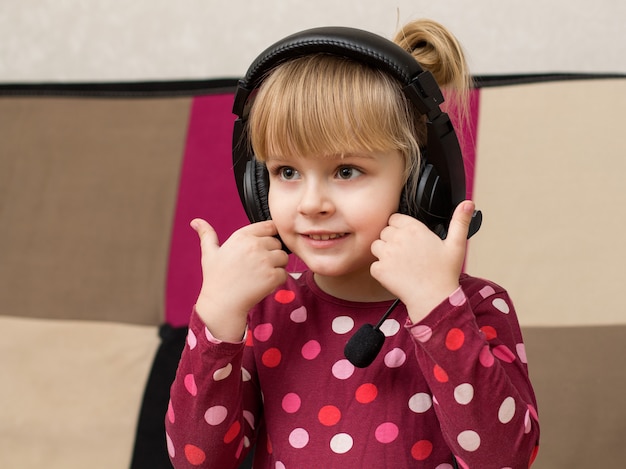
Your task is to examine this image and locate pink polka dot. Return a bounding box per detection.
[184,444,206,465]
[262,348,282,368]
[524,409,532,434]
[289,428,309,449]
[235,438,244,459]
[166,432,175,458]
[254,323,273,342]
[290,306,307,323]
[449,288,466,306]
[167,400,175,423]
[301,340,321,360]
[456,456,469,469]
[224,421,241,444]
[411,325,433,343]
[205,405,228,425]
[516,343,528,363]
[184,374,197,396]
[355,383,378,404]
[479,345,495,367]
[332,359,355,380]
[493,345,516,363]
[479,285,496,298]
[275,290,296,304]
[243,410,255,430]
[375,422,399,443]
[411,440,433,460]
[282,393,301,414]
[445,328,465,351]
[318,405,341,426]
[384,348,407,368]
[187,329,197,350]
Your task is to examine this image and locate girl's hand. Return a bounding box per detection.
[370,201,476,323]
[191,219,289,342]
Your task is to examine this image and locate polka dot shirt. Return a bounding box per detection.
[166,272,540,468]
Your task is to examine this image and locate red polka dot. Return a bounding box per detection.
[411,439,433,460]
[223,421,241,444]
[529,445,540,466]
[480,325,497,340]
[318,405,342,426]
[274,289,296,304]
[433,364,449,383]
[184,444,206,465]
[245,331,254,347]
[262,348,282,368]
[445,328,465,351]
[355,383,378,404]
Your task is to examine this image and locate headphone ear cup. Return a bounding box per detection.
[243,160,271,223]
[414,163,452,236]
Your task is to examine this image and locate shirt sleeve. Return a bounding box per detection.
[406,279,540,468]
[165,308,262,469]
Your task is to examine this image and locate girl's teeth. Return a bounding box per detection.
[309,233,343,240]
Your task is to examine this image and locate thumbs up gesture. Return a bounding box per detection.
[370,201,476,324]
[191,219,289,342]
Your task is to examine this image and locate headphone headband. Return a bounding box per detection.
[231,26,480,239]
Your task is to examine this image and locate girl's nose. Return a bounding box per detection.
[297,181,334,216]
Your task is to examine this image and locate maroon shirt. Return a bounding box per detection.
[166,271,540,468]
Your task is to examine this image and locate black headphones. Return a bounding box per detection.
[231,26,481,241]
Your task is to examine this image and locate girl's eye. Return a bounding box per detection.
[278,166,299,180]
[336,166,362,180]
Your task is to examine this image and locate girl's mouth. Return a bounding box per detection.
[306,233,347,241]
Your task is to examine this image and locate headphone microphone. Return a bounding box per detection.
[344,299,400,368]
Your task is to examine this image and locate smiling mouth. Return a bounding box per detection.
[306,233,347,241]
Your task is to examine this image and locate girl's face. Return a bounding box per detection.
[266,149,405,295]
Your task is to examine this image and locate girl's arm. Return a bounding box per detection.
[165,309,261,469]
[408,281,540,468]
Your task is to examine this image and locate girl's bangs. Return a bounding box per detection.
[249,55,415,162]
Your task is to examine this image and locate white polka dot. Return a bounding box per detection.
[165,432,175,458]
[435,465,454,469]
[244,436,251,448]
[187,329,197,350]
[332,359,355,380]
[330,433,353,454]
[332,316,354,334]
[275,462,286,469]
[457,430,481,452]
[289,428,309,449]
[499,397,516,424]
[454,383,474,405]
[241,367,251,382]
[204,405,228,425]
[380,318,401,337]
[384,348,406,368]
[213,363,233,381]
[408,392,432,413]
[492,298,510,313]
[516,343,528,363]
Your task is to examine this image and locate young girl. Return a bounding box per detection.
[166,19,539,469]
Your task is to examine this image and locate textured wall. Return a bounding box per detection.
[1,0,624,82]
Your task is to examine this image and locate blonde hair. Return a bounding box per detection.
[248,19,470,204]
